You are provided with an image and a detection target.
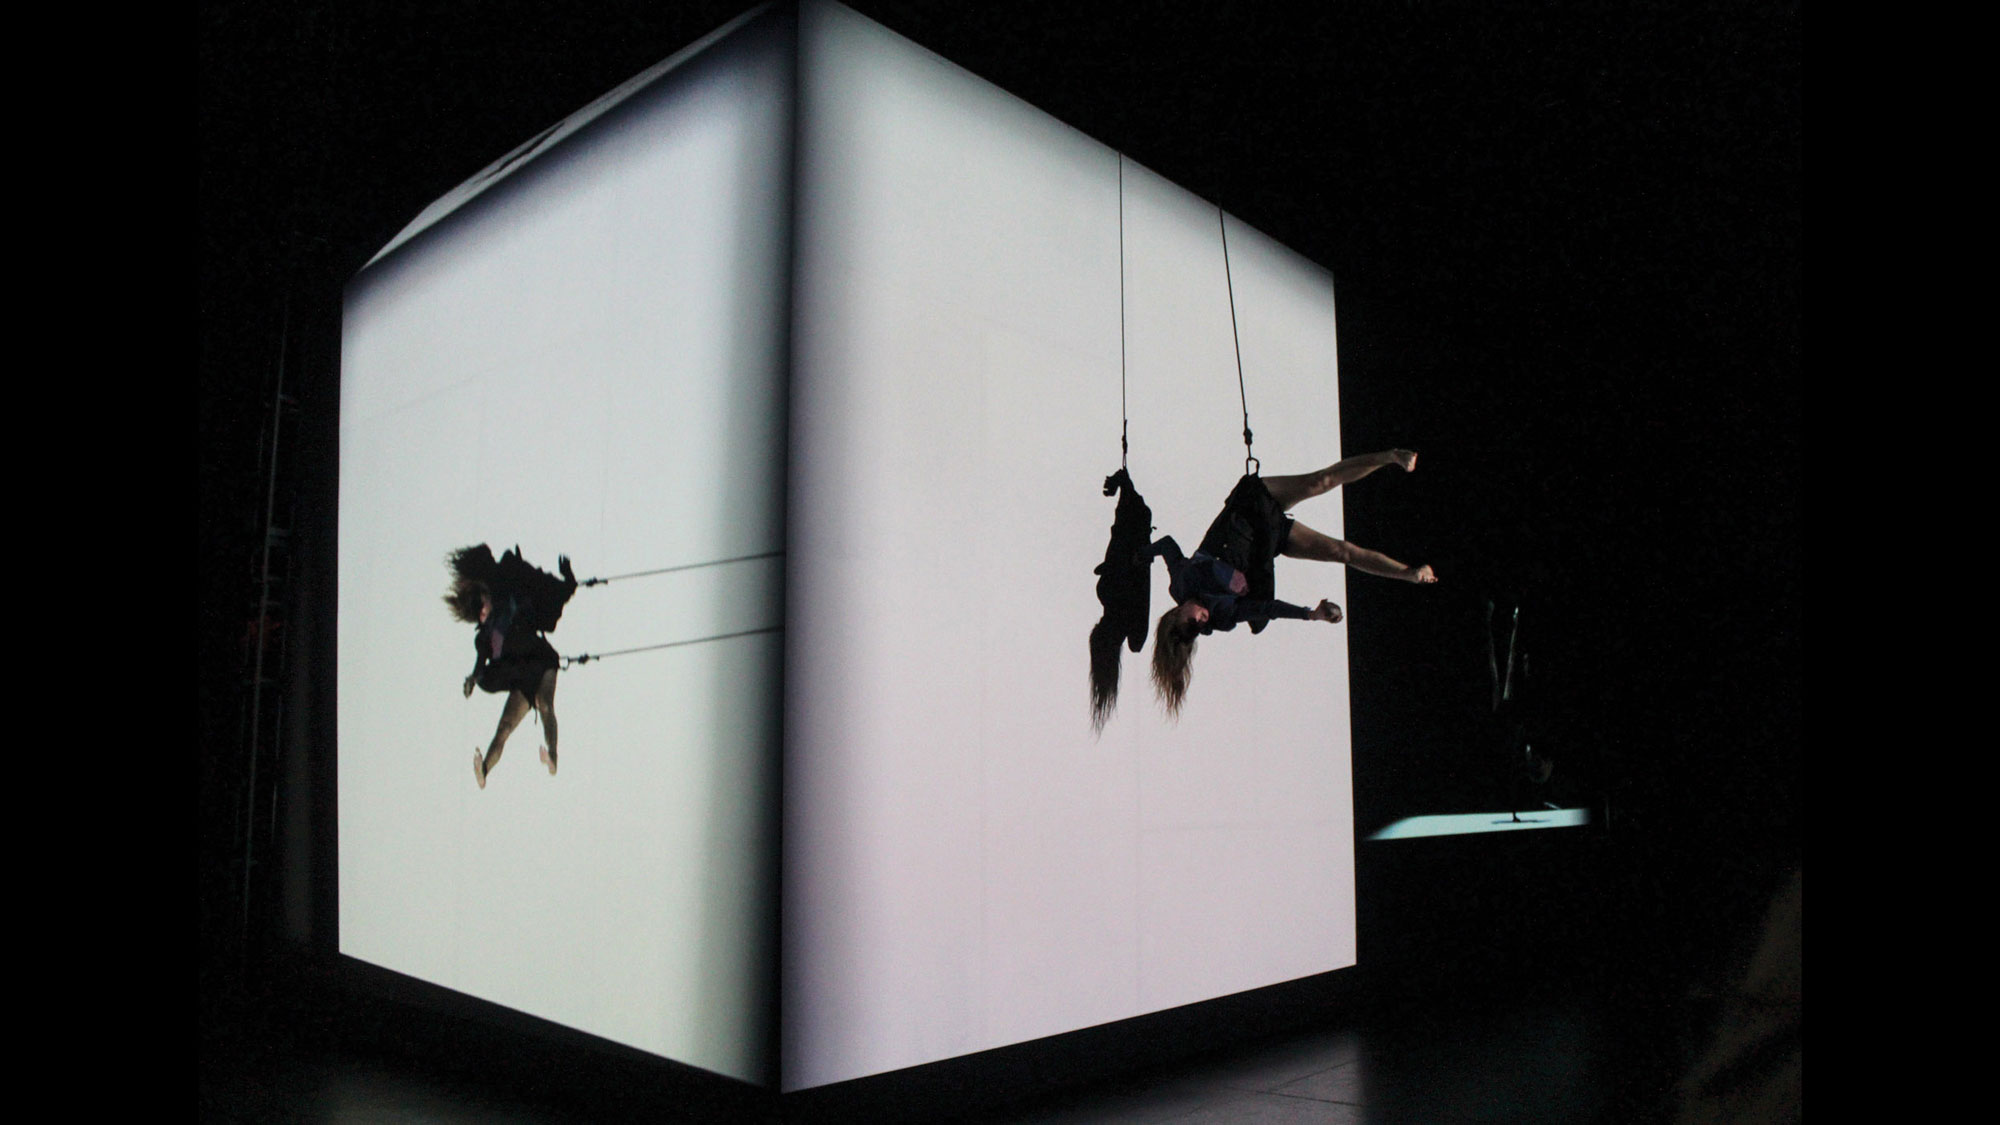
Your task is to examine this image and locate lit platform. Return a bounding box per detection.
[1367,807,1592,841]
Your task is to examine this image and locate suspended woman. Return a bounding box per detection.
[445,545,578,788]
[1149,449,1436,716]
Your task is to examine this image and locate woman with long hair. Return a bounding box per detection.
[1149,449,1435,717]
[445,544,578,788]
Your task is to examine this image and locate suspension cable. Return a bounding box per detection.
[578,550,783,588]
[561,624,783,669]
[1219,209,1256,475]
[1118,152,1129,470]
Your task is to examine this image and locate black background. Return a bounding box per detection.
[199,0,1800,1113]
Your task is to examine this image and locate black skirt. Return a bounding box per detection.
[476,633,560,697]
[1196,475,1294,626]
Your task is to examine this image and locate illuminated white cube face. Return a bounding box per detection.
[339,1,1352,1091]
[338,9,792,1085]
[782,1,1352,1090]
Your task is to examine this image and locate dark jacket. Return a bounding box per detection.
[1150,535,1309,634]
[1150,474,1309,634]
[462,545,578,695]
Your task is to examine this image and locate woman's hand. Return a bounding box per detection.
[1407,564,1437,584]
[1388,449,1418,472]
[1311,599,1344,623]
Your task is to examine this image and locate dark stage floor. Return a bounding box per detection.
[200,961,1734,1124]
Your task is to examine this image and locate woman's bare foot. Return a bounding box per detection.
[1407,564,1437,584]
[540,743,558,776]
[474,750,488,789]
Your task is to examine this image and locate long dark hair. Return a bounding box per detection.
[444,544,494,624]
[1151,610,1198,719]
[1089,619,1125,734]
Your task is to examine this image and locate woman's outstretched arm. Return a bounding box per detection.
[1239,598,1343,623]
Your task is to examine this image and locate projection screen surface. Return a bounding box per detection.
[781,1,1354,1090]
[337,10,790,1084]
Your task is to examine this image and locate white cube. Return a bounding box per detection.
[339,1,1354,1091]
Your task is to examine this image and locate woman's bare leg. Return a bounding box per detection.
[476,690,534,788]
[1283,519,1436,583]
[1264,450,1416,510]
[534,669,559,775]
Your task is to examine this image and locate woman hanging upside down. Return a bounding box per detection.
[1149,449,1436,716]
[444,545,578,788]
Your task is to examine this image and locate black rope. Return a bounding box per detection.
[561,625,783,669]
[1219,209,1256,475]
[579,550,783,588]
[1118,153,1129,470]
